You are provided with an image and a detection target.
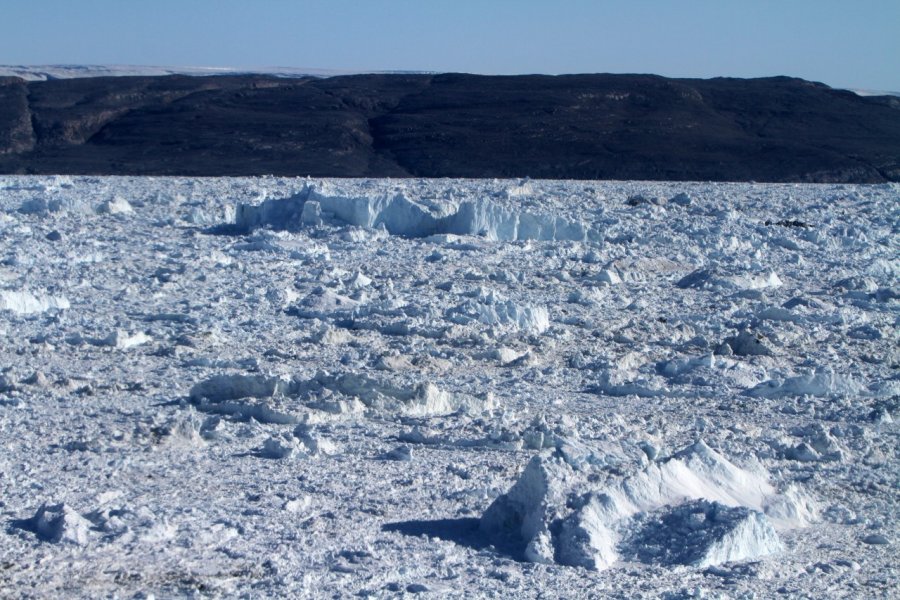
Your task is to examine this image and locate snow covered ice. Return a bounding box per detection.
[0,176,897,598]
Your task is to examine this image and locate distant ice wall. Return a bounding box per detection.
[233,185,601,242]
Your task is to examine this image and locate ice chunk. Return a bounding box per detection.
[763,485,819,528]
[300,200,323,226]
[294,425,339,456]
[658,354,715,378]
[153,413,205,448]
[669,192,692,206]
[677,268,782,291]
[783,443,821,462]
[92,330,152,350]
[448,289,549,334]
[18,197,51,214]
[555,494,620,570]
[0,289,70,314]
[476,301,549,334]
[481,441,800,570]
[756,306,804,323]
[861,534,891,545]
[260,435,300,459]
[0,373,16,392]
[746,369,863,399]
[480,453,574,563]
[16,503,93,545]
[594,269,622,286]
[591,367,669,398]
[404,383,495,417]
[289,288,360,319]
[96,196,133,214]
[718,331,774,357]
[383,445,413,461]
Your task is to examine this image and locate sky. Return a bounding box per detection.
[1,0,897,91]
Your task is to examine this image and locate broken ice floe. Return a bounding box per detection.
[189,372,495,422]
[480,441,812,570]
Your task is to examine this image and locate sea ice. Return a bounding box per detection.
[0,176,895,598]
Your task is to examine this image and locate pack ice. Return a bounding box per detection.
[0,176,896,598]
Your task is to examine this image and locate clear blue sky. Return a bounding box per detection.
[1,0,897,90]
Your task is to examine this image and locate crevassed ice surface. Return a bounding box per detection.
[0,176,897,598]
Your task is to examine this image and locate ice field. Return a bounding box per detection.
[0,176,897,598]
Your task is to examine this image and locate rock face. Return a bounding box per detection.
[0,73,898,181]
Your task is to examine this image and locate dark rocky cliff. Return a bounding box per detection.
[0,73,897,181]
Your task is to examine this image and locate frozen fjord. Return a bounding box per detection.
[0,176,897,598]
